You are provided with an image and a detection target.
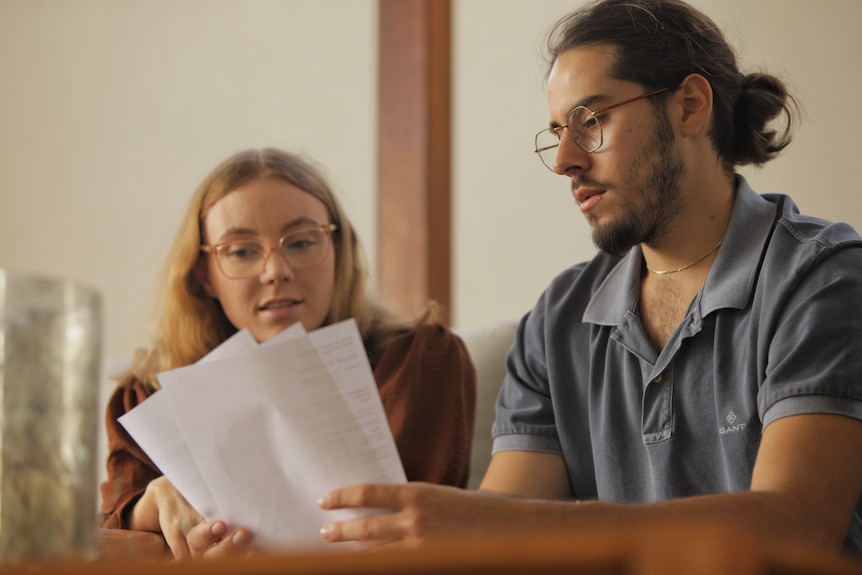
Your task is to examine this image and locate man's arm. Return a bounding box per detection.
[319,413,862,550]
[479,451,572,499]
[747,412,862,547]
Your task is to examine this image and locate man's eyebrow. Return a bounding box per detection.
[548,94,609,129]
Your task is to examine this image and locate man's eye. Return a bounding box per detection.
[582,115,600,130]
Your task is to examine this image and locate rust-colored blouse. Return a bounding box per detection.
[100,323,476,529]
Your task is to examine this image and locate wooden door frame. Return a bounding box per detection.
[377,0,451,323]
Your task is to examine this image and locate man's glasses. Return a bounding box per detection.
[534,88,669,172]
[200,224,337,279]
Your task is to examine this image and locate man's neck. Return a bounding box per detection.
[641,162,736,273]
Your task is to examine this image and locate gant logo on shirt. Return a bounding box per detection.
[719,411,746,435]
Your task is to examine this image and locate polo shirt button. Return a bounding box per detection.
[653,374,665,384]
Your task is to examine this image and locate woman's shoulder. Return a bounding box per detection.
[377,321,472,371]
[393,322,465,350]
[372,321,475,396]
[106,371,157,418]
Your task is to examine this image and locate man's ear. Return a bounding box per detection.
[195,258,218,299]
[676,73,713,137]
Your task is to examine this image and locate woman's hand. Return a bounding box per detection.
[128,476,207,559]
[186,520,254,560]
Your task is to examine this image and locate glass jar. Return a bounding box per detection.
[0,270,102,565]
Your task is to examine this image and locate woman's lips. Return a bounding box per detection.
[260,299,299,310]
[259,299,302,318]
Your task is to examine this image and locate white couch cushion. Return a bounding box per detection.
[455,322,516,489]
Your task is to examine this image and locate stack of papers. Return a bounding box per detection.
[119,319,406,551]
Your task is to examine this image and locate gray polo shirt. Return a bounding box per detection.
[492,177,862,547]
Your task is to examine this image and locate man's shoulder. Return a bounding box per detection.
[528,251,628,328]
[757,193,862,276]
[545,251,624,293]
[755,191,860,245]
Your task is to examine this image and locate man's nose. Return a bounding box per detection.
[553,129,591,176]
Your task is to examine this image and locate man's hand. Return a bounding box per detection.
[318,482,510,548]
[317,453,570,548]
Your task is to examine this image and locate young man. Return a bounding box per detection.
[313,0,862,552]
[191,0,862,556]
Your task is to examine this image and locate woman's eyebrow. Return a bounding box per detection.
[216,226,258,241]
[280,217,324,234]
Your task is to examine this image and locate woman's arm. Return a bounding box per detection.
[101,378,230,558]
[100,378,162,529]
[374,324,477,487]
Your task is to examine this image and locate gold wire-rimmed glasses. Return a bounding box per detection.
[200,224,338,279]
[534,87,670,171]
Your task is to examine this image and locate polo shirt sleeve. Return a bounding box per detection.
[759,244,862,426]
[491,293,564,456]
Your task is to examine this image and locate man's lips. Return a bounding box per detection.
[574,187,605,213]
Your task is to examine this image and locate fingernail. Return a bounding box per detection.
[319,524,333,541]
[317,495,329,508]
[232,529,250,546]
[210,521,227,537]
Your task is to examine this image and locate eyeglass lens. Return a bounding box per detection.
[534,106,602,170]
[216,227,330,278]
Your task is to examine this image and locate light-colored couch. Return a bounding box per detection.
[455,322,516,489]
[96,321,517,495]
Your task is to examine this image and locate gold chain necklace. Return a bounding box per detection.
[645,239,724,275]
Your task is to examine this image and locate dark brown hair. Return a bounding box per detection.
[544,0,798,173]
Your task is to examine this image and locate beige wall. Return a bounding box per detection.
[0,0,377,356]
[1,1,860,358]
[452,0,862,330]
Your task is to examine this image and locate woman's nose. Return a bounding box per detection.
[259,248,295,283]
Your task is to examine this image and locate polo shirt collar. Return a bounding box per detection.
[583,175,780,326]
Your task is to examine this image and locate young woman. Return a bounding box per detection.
[100,148,476,558]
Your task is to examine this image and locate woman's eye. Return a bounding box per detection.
[225,244,262,259]
[285,239,315,250]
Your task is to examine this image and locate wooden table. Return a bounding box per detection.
[1,523,860,574]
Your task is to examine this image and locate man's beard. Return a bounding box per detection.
[588,109,686,256]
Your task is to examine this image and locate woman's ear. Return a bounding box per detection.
[676,73,713,137]
[195,257,218,299]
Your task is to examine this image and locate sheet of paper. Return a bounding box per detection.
[122,319,404,551]
[118,391,221,519]
[260,321,306,347]
[197,328,258,363]
[118,323,309,520]
[116,329,264,518]
[307,321,405,477]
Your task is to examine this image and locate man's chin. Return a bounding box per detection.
[591,228,640,257]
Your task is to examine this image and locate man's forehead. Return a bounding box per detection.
[549,45,617,95]
[547,46,620,116]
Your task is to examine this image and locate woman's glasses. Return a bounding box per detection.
[201,224,338,278]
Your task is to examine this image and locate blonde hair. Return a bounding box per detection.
[129,148,435,389]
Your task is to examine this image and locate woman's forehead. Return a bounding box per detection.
[204,178,329,239]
